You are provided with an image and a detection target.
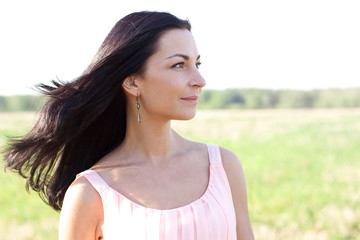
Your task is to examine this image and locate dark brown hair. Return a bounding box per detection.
[3,11,191,211]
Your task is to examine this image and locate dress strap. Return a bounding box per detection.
[206,144,222,164]
[77,169,109,194]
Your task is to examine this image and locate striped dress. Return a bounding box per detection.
[77,144,237,239]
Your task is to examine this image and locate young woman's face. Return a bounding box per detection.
[138,29,206,122]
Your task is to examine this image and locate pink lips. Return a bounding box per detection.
[181,95,199,104]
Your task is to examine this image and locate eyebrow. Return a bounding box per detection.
[164,54,201,61]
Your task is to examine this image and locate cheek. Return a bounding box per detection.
[142,72,183,99]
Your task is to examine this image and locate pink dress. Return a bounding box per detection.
[77,144,237,239]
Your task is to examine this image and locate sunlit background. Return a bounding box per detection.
[1,1,360,239]
[1,0,359,96]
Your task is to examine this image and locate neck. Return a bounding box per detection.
[119,113,180,165]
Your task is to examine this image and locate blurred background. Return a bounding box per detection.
[0,0,359,239]
[0,0,359,95]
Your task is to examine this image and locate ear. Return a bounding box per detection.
[122,75,140,97]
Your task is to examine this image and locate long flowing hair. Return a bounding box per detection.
[2,11,191,211]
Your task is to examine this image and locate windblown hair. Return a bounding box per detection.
[3,11,191,211]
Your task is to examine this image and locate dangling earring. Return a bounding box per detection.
[136,93,141,124]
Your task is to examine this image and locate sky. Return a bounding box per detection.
[0,0,359,96]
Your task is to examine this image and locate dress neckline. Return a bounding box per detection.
[87,144,217,212]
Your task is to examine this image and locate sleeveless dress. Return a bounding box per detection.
[77,144,237,239]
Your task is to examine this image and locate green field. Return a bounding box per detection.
[1,109,360,239]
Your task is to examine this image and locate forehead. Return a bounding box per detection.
[154,29,199,58]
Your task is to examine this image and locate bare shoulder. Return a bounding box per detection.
[218,147,247,196]
[61,176,102,212]
[219,147,255,240]
[218,147,247,204]
[219,147,245,178]
[59,176,103,240]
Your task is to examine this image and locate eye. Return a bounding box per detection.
[172,62,185,68]
[196,61,202,69]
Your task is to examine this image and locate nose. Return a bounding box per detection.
[190,70,206,88]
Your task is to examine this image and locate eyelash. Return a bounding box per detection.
[172,62,202,69]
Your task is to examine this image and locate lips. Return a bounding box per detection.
[181,95,199,104]
[182,96,199,100]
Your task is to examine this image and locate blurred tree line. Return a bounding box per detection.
[198,88,360,109]
[0,88,359,112]
[0,95,46,112]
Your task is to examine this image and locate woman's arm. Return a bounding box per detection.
[221,147,255,240]
[59,177,104,240]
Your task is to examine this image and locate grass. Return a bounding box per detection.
[0,112,59,240]
[1,109,360,239]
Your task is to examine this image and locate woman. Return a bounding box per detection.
[3,11,254,239]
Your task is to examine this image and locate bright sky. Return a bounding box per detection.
[0,0,359,96]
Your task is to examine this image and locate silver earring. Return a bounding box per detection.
[136,94,141,124]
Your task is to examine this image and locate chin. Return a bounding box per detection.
[173,109,197,121]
